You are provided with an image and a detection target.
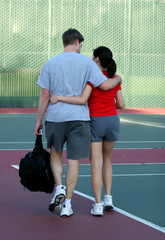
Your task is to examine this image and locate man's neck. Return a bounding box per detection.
[64,45,76,52]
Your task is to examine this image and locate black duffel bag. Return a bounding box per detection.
[19,134,54,193]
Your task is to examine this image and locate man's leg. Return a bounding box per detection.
[60,121,90,217]
[50,146,63,185]
[60,159,79,217]
[49,146,66,212]
[65,159,79,199]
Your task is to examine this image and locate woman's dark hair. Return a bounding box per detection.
[106,58,117,78]
[62,28,84,47]
[93,46,116,77]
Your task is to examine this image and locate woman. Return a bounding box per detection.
[50,46,124,216]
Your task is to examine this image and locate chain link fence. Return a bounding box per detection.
[0,0,164,108]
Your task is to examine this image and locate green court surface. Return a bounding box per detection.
[0,113,165,149]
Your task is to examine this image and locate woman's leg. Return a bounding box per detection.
[102,141,116,195]
[90,142,103,203]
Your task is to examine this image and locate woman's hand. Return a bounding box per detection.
[50,94,59,104]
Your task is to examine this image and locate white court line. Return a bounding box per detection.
[0,148,164,150]
[120,119,165,129]
[11,166,165,177]
[0,142,47,144]
[1,141,164,144]
[68,163,165,166]
[11,165,19,169]
[118,141,165,143]
[11,165,165,233]
[75,173,165,177]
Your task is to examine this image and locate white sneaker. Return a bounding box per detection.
[60,204,73,217]
[103,195,114,210]
[49,185,66,213]
[91,203,103,216]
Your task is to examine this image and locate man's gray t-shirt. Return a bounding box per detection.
[37,52,107,122]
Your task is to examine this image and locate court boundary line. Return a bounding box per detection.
[74,190,165,233]
[1,141,164,144]
[76,174,165,177]
[11,165,165,233]
[11,165,165,177]
[120,119,165,129]
[1,147,165,151]
[11,162,165,167]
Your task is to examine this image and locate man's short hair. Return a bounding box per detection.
[62,28,84,47]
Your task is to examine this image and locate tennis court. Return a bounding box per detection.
[0,109,165,240]
[1,0,165,239]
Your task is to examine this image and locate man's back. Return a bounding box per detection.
[37,52,107,122]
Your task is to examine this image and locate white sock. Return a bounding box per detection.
[105,195,112,198]
[64,199,71,207]
[95,203,102,205]
[56,185,63,191]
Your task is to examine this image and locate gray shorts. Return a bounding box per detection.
[45,121,91,160]
[90,115,120,142]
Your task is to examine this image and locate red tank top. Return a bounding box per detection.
[87,71,121,117]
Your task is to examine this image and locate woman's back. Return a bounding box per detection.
[87,71,121,117]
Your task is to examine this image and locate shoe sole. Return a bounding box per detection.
[91,212,103,216]
[51,204,61,213]
[49,194,66,213]
[60,213,73,218]
[92,213,103,216]
[60,210,73,217]
[104,205,114,211]
[91,210,103,216]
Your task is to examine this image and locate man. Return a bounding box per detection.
[34,28,122,217]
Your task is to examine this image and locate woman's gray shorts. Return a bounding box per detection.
[90,115,120,142]
[45,121,91,160]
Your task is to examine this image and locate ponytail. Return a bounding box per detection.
[106,58,117,78]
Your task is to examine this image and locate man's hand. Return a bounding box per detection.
[99,74,122,91]
[34,120,43,136]
[115,74,122,84]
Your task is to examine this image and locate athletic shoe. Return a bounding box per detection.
[60,204,73,217]
[50,204,62,213]
[49,185,66,213]
[91,203,103,216]
[103,195,114,210]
